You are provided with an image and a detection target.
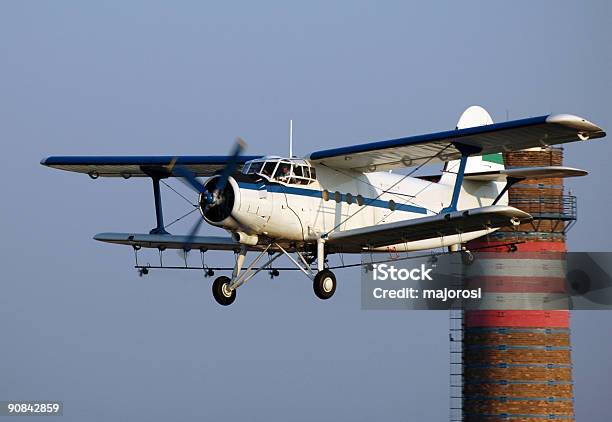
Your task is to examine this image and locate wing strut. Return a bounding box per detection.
[150,177,169,234]
[140,166,172,235]
[441,143,482,213]
[492,176,522,206]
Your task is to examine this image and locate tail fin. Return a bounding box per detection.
[440,106,503,184]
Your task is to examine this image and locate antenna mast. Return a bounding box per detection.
[289,119,293,158]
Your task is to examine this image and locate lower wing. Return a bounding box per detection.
[325,205,532,249]
[93,233,260,252]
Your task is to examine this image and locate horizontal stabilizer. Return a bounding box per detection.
[463,166,588,182]
[326,205,532,249]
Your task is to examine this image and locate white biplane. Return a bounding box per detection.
[42,106,605,305]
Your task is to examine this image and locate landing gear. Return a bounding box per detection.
[212,276,236,306]
[207,240,338,305]
[313,269,336,300]
[210,244,283,306]
[274,239,337,301]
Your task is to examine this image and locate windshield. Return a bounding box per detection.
[246,161,263,174]
[243,158,317,184]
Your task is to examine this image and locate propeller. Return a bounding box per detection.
[167,138,247,251]
[168,138,245,208]
[215,138,246,194]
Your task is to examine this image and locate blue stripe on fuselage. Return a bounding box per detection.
[236,182,428,214]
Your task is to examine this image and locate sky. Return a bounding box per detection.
[0,1,611,420]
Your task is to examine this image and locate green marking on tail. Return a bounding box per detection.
[482,153,504,165]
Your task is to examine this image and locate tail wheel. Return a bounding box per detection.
[313,269,336,300]
[212,276,236,306]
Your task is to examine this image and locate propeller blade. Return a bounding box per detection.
[215,138,246,193]
[170,163,206,194]
[182,214,204,251]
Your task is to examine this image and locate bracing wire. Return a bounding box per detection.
[165,207,200,228]
[326,164,440,218]
[161,180,198,207]
[373,163,453,225]
[159,179,201,228]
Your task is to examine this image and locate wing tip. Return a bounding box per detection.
[559,167,589,177]
[546,114,606,139]
[475,205,533,221]
[93,232,123,242]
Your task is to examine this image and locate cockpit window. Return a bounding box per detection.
[247,161,263,175]
[261,161,277,177]
[293,165,304,178]
[275,162,292,181]
[243,158,317,185]
[289,165,312,185]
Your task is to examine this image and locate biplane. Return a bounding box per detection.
[41,106,605,305]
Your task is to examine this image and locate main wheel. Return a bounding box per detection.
[212,276,236,306]
[313,269,336,300]
[461,250,475,266]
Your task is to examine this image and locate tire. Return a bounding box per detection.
[461,250,475,266]
[313,269,336,300]
[212,276,236,306]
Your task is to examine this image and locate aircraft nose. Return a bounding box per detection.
[199,175,237,224]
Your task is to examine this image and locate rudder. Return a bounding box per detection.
[440,106,503,182]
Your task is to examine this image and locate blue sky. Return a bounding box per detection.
[1,1,611,420]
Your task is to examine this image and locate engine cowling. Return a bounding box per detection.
[199,175,241,230]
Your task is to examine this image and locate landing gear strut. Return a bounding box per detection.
[210,244,283,306]
[209,239,339,305]
[312,238,336,300]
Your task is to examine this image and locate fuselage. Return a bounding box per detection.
[199,156,507,253]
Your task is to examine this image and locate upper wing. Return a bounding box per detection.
[308,114,605,172]
[325,205,532,249]
[40,155,263,178]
